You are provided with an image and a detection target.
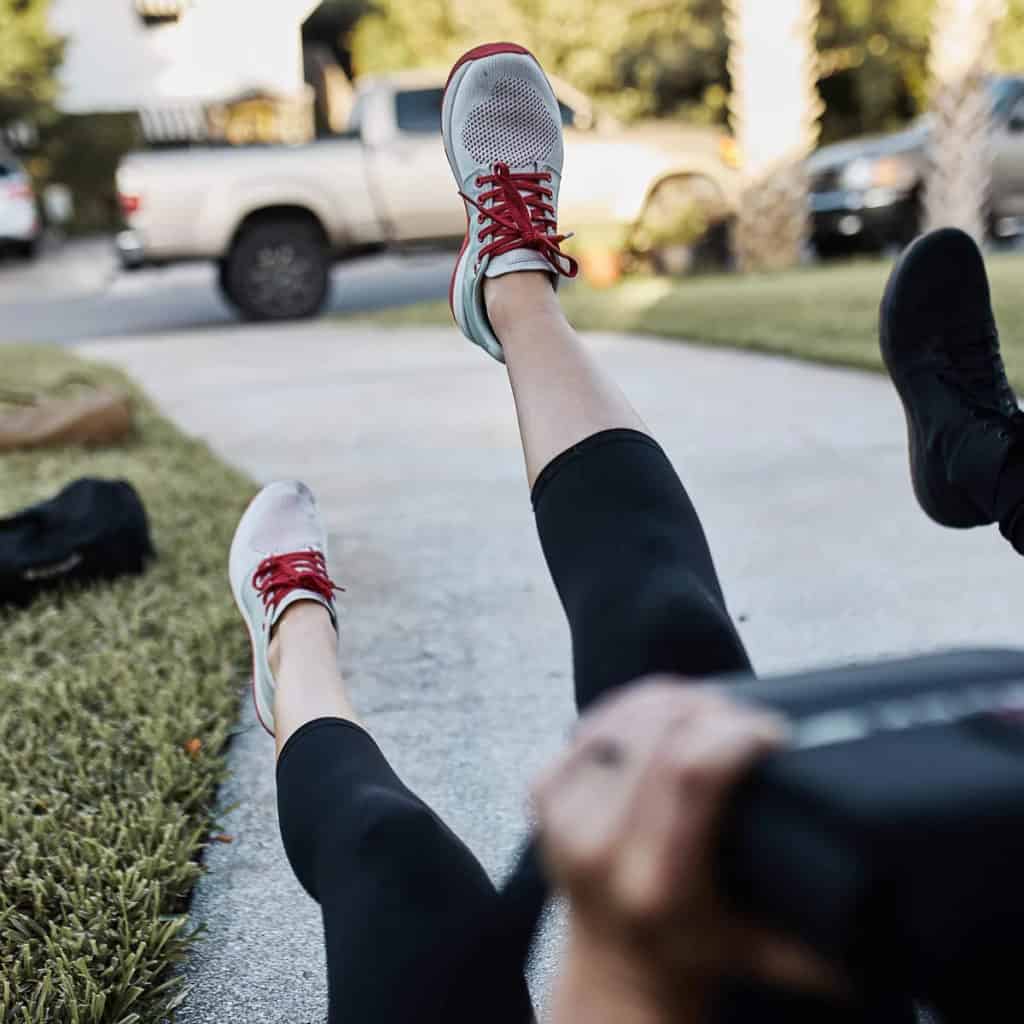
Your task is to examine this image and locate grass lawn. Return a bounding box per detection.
[0,346,254,1022]
[364,251,1024,391]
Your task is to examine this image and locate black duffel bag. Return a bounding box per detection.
[491,648,1024,1023]
[0,477,154,606]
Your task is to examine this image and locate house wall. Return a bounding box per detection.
[49,0,321,114]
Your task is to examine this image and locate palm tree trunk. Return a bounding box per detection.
[725,0,823,272]
[925,0,1007,242]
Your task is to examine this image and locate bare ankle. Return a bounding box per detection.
[484,271,561,335]
[268,601,335,677]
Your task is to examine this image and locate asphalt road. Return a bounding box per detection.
[84,322,1023,1023]
[0,237,452,344]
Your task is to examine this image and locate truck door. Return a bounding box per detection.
[365,87,464,241]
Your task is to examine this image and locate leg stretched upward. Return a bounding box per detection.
[445,45,752,711]
[492,271,754,707]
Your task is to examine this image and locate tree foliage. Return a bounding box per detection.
[349,0,728,122]
[0,0,64,127]
[344,0,1024,139]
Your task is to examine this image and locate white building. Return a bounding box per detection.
[49,0,320,130]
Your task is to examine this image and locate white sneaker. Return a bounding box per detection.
[228,481,340,737]
[442,42,579,362]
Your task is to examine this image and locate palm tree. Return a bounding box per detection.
[724,0,823,272]
[925,0,1007,242]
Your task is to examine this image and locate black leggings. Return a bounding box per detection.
[274,430,906,1022]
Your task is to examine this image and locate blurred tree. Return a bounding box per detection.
[344,0,1024,140]
[726,0,822,270]
[996,0,1024,67]
[349,0,728,122]
[925,0,1007,240]
[0,0,64,130]
[817,0,933,142]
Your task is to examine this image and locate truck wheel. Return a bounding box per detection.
[223,217,330,321]
[15,238,38,261]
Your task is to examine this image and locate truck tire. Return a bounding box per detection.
[15,238,39,261]
[222,217,330,321]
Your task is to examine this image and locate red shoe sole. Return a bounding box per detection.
[444,41,540,316]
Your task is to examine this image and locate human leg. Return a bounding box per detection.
[443,47,752,712]
[229,482,533,1024]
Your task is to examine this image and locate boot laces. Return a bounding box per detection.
[252,549,342,615]
[945,329,1018,416]
[460,162,579,278]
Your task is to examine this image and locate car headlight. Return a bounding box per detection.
[840,155,916,193]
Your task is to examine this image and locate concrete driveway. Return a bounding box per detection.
[83,323,1023,1022]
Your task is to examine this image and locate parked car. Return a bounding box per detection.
[0,150,41,260]
[115,71,739,320]
[808,75,1024,256]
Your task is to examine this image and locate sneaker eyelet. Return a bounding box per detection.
[476,177,483,187]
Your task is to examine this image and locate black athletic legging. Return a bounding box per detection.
[275,429,917,1024]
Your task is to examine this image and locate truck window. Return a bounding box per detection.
[395,89,444,134]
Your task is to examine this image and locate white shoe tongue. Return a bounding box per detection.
[484,248,555,278]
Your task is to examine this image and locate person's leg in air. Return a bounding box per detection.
[879,227,1024,1024]
[443,43,752,712]
[228,482,533,1024]
[880,226,1024,550]
[444,42,917,1023]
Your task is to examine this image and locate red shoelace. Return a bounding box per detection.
[460,162,579,278]
[252,549,342,615]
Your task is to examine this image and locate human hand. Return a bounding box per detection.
[532,679,846,1021]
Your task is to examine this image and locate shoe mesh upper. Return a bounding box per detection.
[462,77,559,166]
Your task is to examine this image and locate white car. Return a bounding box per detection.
[0,152,40,260]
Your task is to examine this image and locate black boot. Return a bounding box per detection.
[880,227,1024,538]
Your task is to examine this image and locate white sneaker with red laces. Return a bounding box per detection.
[228,480,341,737]
[442,42,579,362]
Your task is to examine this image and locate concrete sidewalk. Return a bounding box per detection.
[83,323,1024,1023]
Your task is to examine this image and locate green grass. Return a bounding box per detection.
[0,346,255,1023]
[365,252,1024,390]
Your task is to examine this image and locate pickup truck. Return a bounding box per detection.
[115,70,739,320]
[808,74,1024,255]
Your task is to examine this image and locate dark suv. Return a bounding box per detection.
[808,75,1024,256]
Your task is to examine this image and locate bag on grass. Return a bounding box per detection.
[0,478,154,607]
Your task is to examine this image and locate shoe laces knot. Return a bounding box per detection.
[252,549,342,615]
[460,162,579,279]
